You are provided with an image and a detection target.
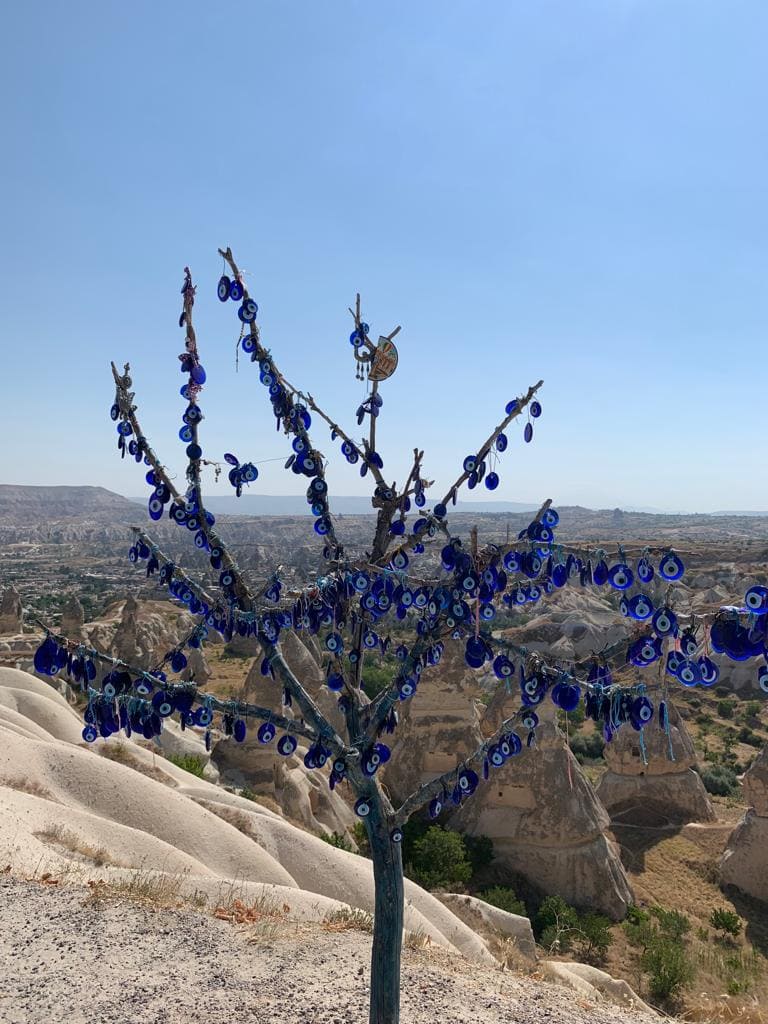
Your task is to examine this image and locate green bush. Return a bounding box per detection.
[641,936,694,1002]
[737,726,762,748]
[717,699,736,719]
[625,904,649,926]
[407,826,472,890]
[569,732,605,763]
[352,821,371,857]
[166,753,206,777]
[744,701,762,720]
[710,907,741,937]
[480,886,526,916]
[649,906,691,941]
[463,833,494,876]
[699,764,739,797]
[319,830,353,852]
[535,896,612,963]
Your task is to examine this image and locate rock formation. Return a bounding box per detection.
[384,645,633,919]
[452,701,634,920]
[87,597,197,671]
[0,587,23,635]
[720,744,768,902]
[180,646,212,686]
[59,595,86,640]
[597,701,715,826]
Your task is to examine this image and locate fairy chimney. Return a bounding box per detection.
[597,700,715,825]
[720,745,768,902]
[0,586,23,635]
[60,594,86,640]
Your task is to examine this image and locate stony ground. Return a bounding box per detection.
[0,875,656,1024]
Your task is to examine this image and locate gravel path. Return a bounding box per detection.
[0,875,654,1024]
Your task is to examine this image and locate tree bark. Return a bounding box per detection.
[367,807,404,1024]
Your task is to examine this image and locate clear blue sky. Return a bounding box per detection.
[1,1,766,512]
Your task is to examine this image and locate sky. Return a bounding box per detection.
[1,1,766,513]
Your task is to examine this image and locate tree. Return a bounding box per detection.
[31,249,768,1024]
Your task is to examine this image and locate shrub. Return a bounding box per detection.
[625,904,649,926]
[699,764,739,797]
[352,821,371,857]
[569,732,605,763]
[650,906,691,941]
[641,936,694,1002]
[319,830,353,852]
[573,912,613,963]
[480,886,526,916]
[407,826,471,890]
[710,907,741,937]
[744,701,762,720]
[737,726,762,748]
[463,833,494,876]
[166,753,206,777]
[717,699,736,719]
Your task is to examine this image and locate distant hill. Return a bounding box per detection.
[128,494,541,516]
[0,485,137,523]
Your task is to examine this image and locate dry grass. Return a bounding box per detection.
[322,907,374,933]
[213,892,290,945]
[83,870,208,911]
[0,776,57,801]
[97,741,176,786]
[35,824,124,868]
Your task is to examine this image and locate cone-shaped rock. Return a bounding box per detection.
[597,700,715,826]
[720,744,768,902]
[384,644,633,919]
[0,586,23,635]
[452,700,634,920]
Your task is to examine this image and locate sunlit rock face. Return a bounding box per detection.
[383,645,633,920]
[720,745,768,902]
[0,587,23,636]
[597,701,715,826]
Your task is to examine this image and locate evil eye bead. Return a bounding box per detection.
[390,827,404,844]
[698,656,719,686]
[677,659,700,687]
[489,745,505,768]
[217,275,231,301]
[242,334,257,354]
[148,496,164,521]
[745,586,768,614]
[530,400,542,418]
[628,594,654,621]
[277,734,298,756]
[758,664,768,694]
[485,472,500,491]
[659,551,684,581]
[521,711,539,731]
[463,455,477,474]
[496,433,508,452]
[229,278,244,301]
[653,607,677,637]
[257,722,276,744]
[608,563,634,590]
[428,797,443,819]
[524,422,533,443]
[82,725,98,743]
[457,769,479,796]
[325,632,343,654]
[241,463,258,483]
[637,559,655,584]
[354,798,371,818]
[233,719,247,743]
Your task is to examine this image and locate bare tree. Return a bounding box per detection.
[32,250,763,1024]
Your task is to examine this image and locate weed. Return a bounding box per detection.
[166,753,206,777]
[323,907,374,933]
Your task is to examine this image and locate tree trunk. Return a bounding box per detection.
[367,809,404,1024]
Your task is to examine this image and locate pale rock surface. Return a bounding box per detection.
[541,961,653,1015]
[0,585,23,635]
[453,702,634,919]
[439,892,537,960]
[597,701,715,825]
[384,642,485,804]
[0,666,493,962]
[384,645,633,919]
[87,597,197,671]
[720,744,768,902]
[59,594,86,640]
[502,588,630,661]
